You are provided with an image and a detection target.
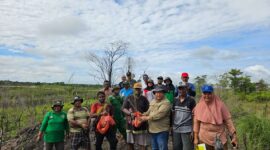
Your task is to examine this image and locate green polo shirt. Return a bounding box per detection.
[40,111,69,143]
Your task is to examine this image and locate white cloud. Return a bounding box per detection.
[244,65,270,82]
[39,16,87,36]
[0,0,269,83]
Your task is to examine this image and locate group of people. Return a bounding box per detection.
[38,72,238,150]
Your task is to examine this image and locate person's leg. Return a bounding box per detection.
[156,131,169,150]
[106,128,118,150]
[151,133,159,150]
[138,145,147,150]
[117,119,127,140]
[45,142,54,150]
[83,132,91,150]
[55,142,65,150]
[70,133,80,150]
[173,132,183,150]
[181,133,193,150]
[95,132,105,150]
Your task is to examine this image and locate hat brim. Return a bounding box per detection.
[202,90,213,93]
[71,99,83,104]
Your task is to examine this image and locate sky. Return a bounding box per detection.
[0,0,270,84]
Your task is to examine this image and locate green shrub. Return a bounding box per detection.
[236,115,270,150]
[246,91,270,102]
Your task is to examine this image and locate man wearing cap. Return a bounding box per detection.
[122,82,150,150]
[172,83,196,150]
[108,86,126,140]
[90,91,117,150]
[140,86,171,150]
[120,81,134,100]
[37,100,69,150]
[175,72,196,97]
[126,71,137,88]
[67,96,91,150]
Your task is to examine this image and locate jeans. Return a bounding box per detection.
[151,131,169,150]
[173,132,193,150]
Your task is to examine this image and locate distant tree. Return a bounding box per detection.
[255,79,269,91]
[218,72,230,88]
[194,75,207,94]
[228,69,243,91]
[86,41,128,86]
[238,76,256,94]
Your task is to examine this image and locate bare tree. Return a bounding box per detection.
[87,41,128,86]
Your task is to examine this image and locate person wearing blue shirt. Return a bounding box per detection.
[175,72,196,97]
[120,81,133,100]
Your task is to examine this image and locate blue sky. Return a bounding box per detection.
[0,0,270,84]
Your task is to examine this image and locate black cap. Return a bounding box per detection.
[71,96,83,104]
[153,85,166,94]
[157,76,163,80]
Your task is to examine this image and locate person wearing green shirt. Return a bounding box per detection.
[37,100,69,150]
[108,85,126,140]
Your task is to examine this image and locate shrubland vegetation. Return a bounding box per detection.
[0,68,269,149]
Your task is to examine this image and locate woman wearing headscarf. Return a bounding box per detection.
[37,100,69,150]
[193,85,238,150]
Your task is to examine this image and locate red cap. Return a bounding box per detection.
[181,72,189,77]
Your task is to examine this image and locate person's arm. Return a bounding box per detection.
[193,118,200,145]
[224,118,238,148]
[143,102,171,121]
[188,84,196,97]
[37,112,50,141]
[121,100,133,116]
[67,109,82,128]
[89,104,100,118]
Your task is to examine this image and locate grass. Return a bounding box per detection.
[0,84,270,149]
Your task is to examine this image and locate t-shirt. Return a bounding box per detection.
[40,111,69,143]
[172,96,196,133]
[90,102,112,115]
[108,95,124,121]
[120,88,133,99]
[122,95,149,133]
[67,107,89,133]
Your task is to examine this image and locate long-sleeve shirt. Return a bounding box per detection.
[193,118,236,146]
[40,111,69,143]
[144,98,171,133]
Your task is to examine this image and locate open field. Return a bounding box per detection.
[0,83,270,150]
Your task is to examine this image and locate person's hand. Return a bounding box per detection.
[231,135,238,149]
[66,133,70,139]
[194,137,199,146]
[140,116,149,121]
[81,123,89,129]
[190,132,194,141]
[100,111,108,116]
[36,133,42,142]
[130,112,135,119]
